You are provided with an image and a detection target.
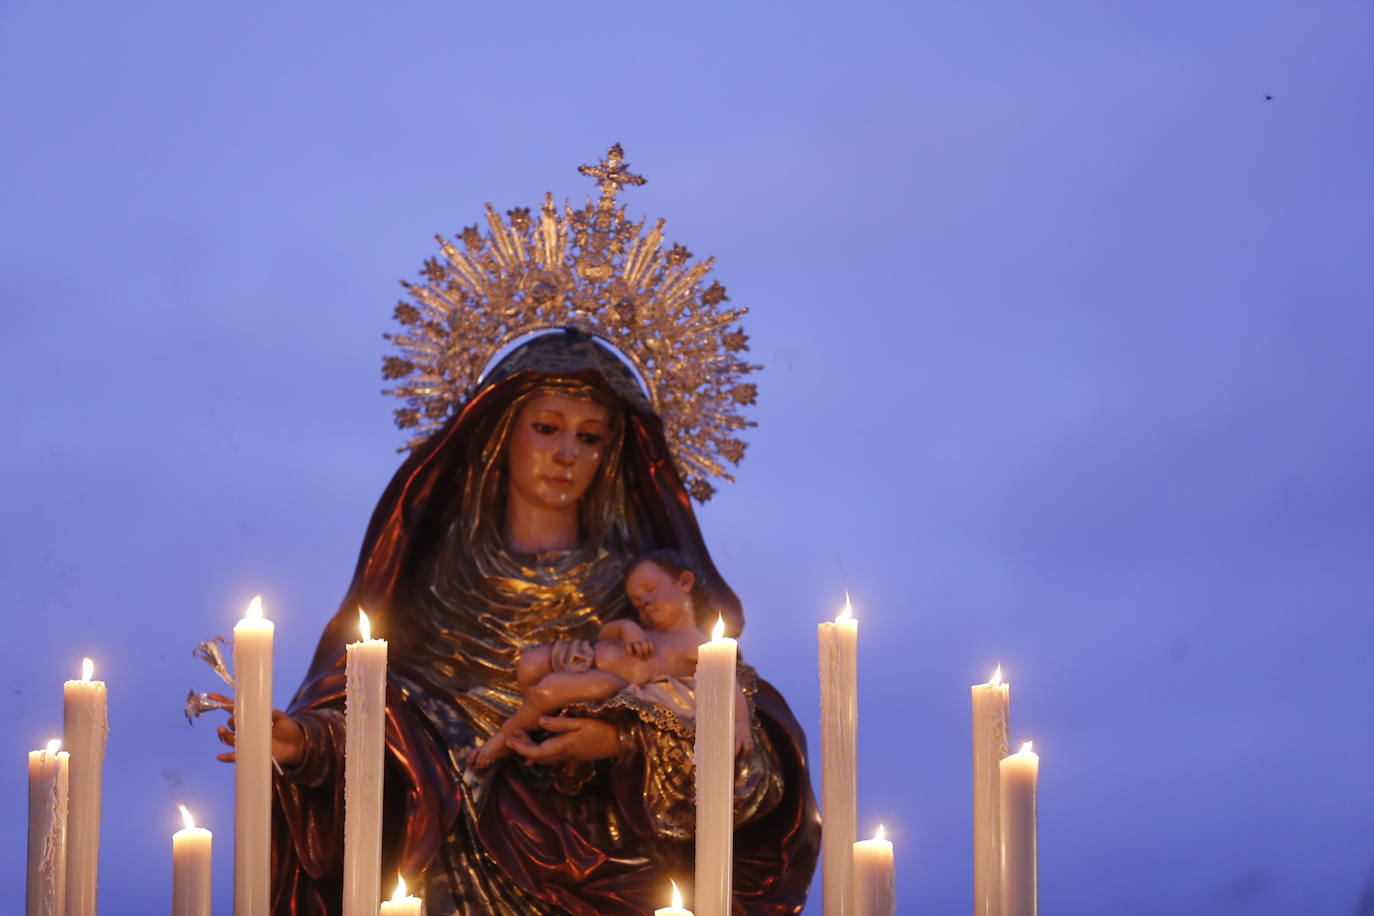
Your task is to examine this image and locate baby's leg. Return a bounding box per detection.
[516,644,554,688]
[594,638,654,685]
[525,669,630,718]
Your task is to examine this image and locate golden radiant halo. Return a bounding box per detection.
[382,144,760,502]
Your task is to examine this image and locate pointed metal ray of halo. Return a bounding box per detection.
[381,145,760,501]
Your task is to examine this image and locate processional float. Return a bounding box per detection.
[25,146,1042,916]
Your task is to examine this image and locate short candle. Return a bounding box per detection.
[377,874,421,916]
[27,738,69,916]
[852,825,895,916]
[999,741,1039,916]
[172,805,212,916]
[653,880,693,916]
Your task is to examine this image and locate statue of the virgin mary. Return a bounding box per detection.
[234,147,819,914]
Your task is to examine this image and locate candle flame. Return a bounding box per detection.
[670,880,683,909]
[81,657,94,682]
[46,739,61,754]
[359,607,372,642]
[178,804,195,830]
[246,595,263,619]
[837,591,853,623]
[875,823,886,841]
[711,615,725,641]
[391,874,407,901]
[989,664,1002,686]
[1020,740,1034,755]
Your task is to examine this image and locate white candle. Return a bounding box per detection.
[345,609,388,916]
[26,739,69,916]
[654,880,693,916]
[695,616,737,916]
[999,742,1039,916]
[377,875,421,916]
[173,804,213,916]
[233,595,274,916]
[63,656,107,916]
[971,665,1009,916]
[852,825,895,916]
[818,595,858,916]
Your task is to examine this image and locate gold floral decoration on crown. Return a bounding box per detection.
[382,144,761,502]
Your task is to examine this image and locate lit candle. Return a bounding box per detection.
[695,615,737,916]
[233,595,273,916]
[654,880,694,916]
[26,738,69,916]
[852,825,895,916]
[377,874,421,916]
[172,804,212,916]
[971,665,1009,916]
[818,594,858,916]
[63,656,107,916]
[344,609,388,916]
[999,741,1039,916]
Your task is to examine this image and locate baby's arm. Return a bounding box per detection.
[598,618,653,658]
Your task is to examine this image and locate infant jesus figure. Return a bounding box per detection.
[472,548,753,768]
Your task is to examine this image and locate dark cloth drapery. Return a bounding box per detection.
[269,333,820,914]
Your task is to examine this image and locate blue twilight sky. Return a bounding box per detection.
[3,1,1373,913]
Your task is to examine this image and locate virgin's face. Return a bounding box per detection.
[506,393,611,511]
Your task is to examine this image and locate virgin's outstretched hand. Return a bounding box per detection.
[210,692,305,766]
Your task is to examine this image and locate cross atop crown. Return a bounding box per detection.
[578,143,646,207]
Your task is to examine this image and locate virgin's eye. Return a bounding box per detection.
[532,422,559,436]
[578,432,604,445]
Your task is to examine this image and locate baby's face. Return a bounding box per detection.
[625,561,694,631]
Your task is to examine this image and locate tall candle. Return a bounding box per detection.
[26,739,69,916]
[971,665,1009,916]
[654,880,694,916]
[173,805,213,916]
[377,875,420,916]
[852,825,895,916]
[344,609,388,916]
[695,616,737,916]
[233,595,274,916]
[999,742,1039,916]
[63,656,108,916]
[818,595,858,916]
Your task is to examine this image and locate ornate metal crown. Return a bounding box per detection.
[382,144,760,502]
